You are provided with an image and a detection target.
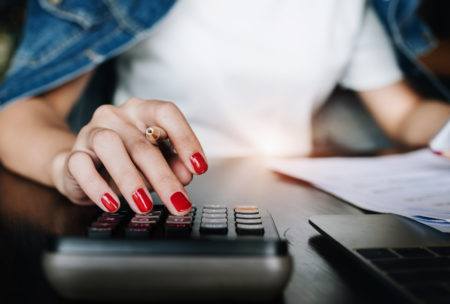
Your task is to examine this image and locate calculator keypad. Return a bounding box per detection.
[87,204,267,238]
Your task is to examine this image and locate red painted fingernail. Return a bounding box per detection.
[190,152,208,174]
[101,193,119,212]
[132,188,153,213]
[170,192,192,212]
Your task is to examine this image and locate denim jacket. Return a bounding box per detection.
[0,0,448,107]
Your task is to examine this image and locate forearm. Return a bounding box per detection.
[0,97,76,186]
[395,100,450,148]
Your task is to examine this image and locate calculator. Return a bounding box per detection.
[42,204,292,302]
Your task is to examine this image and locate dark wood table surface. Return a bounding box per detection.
[0,157,393,303]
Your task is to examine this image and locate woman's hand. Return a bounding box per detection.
[50,98,208,215]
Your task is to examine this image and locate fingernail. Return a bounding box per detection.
[132,188,153,213]
[190,152,208,174]
[170,192,192,212]
[101,193,119,212]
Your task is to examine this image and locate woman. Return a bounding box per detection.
[0,0,449,216]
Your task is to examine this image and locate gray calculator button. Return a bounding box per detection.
[235,214,261,219]
[235,218,262,225]
[204,204,227,209]
[202,208,227,214]
[202,213,227,219]
[236,224,264,235]
[201,218,227,224]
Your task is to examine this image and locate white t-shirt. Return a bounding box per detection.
[114,0,402,157]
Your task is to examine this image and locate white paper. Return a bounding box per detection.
[269,149,450,232]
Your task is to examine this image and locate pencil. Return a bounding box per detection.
[145,126,168,145]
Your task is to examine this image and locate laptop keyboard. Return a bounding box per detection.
[356,246,450,303]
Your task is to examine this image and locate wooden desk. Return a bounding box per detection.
[0,158,392,303]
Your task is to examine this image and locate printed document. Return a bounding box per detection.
[269,149,450,232]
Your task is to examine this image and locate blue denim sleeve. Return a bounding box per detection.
[0,0,175,107]
[372,0,450,100]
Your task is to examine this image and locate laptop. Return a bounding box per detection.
[309,214,450,304]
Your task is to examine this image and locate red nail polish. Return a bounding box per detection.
[101,193,119,212]
[190,152,208,174]
[132,188,153,213]
[170,192,192,212]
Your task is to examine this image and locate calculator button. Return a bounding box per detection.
[202,213,227,219]
[165,223,192,236]
[235,218,262,225]
[235,214,261,219]
[236,224,264,235]
[125,227,152,238]
[202,208,227,214]
[166,217,192,224]
[201,218,227,224]
[234,208,259,215]
[88,227,113,238]
[128,222,154,228]
[97,216,122,223]
[135,214,160,219]
[131,217,158,223]
[200,223,228,235]
[91,222,118,228]
[234,205,258,211]
[204,204,227,209]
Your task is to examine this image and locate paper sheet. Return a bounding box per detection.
[269,149,450,232]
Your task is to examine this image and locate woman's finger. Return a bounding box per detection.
[159,140,193,186]
[117,123,192,216]
[88,128,153,214]
[67,151,120,212]
[124,99,209,175]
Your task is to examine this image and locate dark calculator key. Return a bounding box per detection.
[428,246,450,256]
[91,222,118,228]
[201,218,227,225]
[165,223,192,236]
[125,227,152,239]
[131,217,158,223]
[200,223,228,235]
[166,217,192,225]
[202,213,227,219]
[393,248,434,258]
[235,214,261,219]
[235,218,262,225]
[88,227,113,238]
[128,222,155,228]
[204,204,227,209]
[135,214,160,219]
[97,216,122,223]
[236,224,264,235]
[356,248,398,260]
